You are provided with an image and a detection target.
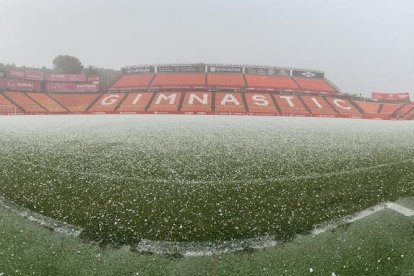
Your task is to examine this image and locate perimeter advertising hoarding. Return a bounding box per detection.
[9,69,26,79]
[372,92,410,102]
[45,74,87,82]
[157,65,205,73]
[292,70,324,79]
[207,65,243,74]
[244,67,291,76]
[122,66,156,74]
[6,79,37,91]
[46,82,99,93]
[25,70,45,81]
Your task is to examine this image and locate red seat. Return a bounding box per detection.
[117,92,154,113]
[245,93,278,114]
[245,75,299,91]
[147,92,183,112]
[214,92,246,114]
[181,92,212,113]
[26,93,68,113]
[273,94,309,115]
[380,103,404,115]
[89,93,126,113]
[300,95,337,116]
[394,103,414,118]
[50,93,99,113]
[3,92,46,113]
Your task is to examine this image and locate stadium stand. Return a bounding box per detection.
[3,92,46,113]
[181,92,212,113]
[89,93,126,113]
[394,103,414,118]
[404,106,414,120]
[245,93,278,114]
[207,74,245,88]
[293,78,337,93]
[380,103,404,116]
[300,95,337,116]
[26,92,68,113]
[0,93,22,114]
[49,93,99,113]
[117,92,153,113]
[273,94,310,116]
[110,74,154,90]
[354,101,381,115]
[325,97,362,117]
[147,92,183,112]
[215,92,246,114]
[151,74,205,88]
[245,75,300,91]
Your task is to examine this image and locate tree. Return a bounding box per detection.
[52,55,83,74]
[84,65,99,75]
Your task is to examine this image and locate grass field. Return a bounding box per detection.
[0,115,413,248]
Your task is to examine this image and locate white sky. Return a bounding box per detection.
[0,0,413,97]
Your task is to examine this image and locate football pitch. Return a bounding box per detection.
[0,115,414,271]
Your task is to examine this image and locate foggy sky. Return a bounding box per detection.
[0,0,413,97]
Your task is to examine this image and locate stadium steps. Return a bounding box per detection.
[25,92,69,113]
[349,100,366,115]
[177,91,186,112]
[85,94,104,113]
[0,93,23,114]
[113,92,130,112]
[378,104,384,114]
[144,92,157,112]
[297,95,312,114]
[270,93,282,114]
[241,93,249,113]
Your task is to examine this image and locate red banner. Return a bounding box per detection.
[26,70,44,81]
[45,73,86,82]
[0,78,7,89]
[46,82,99,93]
[9,69,26,79]
[372,92,410,102]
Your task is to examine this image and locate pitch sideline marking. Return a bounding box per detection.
[1,193,413,256]
[312,202,414,236]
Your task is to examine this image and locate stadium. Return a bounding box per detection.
[0,63,413,120]
[1,60,414,275]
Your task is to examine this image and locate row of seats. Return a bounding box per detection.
[110,73,338,93]
[0,91,411,119]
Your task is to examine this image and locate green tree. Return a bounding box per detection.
[52,55,84,74]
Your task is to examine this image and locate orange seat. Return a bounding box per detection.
[245,75,299,91]
[26,93,68,113]
[214,92,246,114]
[394,103,414,117]
[273,94,309,115]
[151,74,205,87]
[380,103,404,115]
[50,93,99,113]
[0,93,22,114]
[294,78,337,93]
[354,101,381,114]
[110,74,154,89]
[3,92,46,113]
[325,97,361,117]
[207,74,245,88]
[89,93,126,113]
[147,92,182,112]
[245,93,278,114]
[117,92,154,113]
[181,92,212,113]
[300,95,337,116]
